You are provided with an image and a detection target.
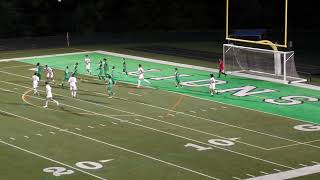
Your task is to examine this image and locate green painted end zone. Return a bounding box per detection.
[19,52,320,124]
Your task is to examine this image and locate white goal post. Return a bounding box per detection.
[223,44,307,84]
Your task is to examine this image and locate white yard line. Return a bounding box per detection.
[0,139,107,180]
[0,78,272,151]
[246,164,320,180]
[0,109,218,180]
[0,89,295,170]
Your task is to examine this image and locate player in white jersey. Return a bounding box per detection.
[209,74,216,96]
[45,65,55,83]
[43,82,59,108]
[137,64,150,88]
[32,72,40,96]
[84,55,92,74]
[68,73,77,98]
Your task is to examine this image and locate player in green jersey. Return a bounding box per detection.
[111,66,116,85]
[122,58,128,76]
[61,66,70,88]
[97,64,105,80]
[36,63,43,80]
[175,67,183,88]
[103,58,109,77]
[73,62,79,78]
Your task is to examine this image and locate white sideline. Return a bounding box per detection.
[246,164,320,180]
[0,140,106,180]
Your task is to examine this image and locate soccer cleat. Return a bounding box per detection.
[43,105,48,108]
[56,101,59,106]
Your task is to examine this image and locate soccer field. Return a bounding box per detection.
[0,49,320,180]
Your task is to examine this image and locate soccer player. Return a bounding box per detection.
[84,55,92,75]
[97,64,105,80]
[137,64,150,88]
[36,63,43,80]
[174,67,183,88]
[43,81,59,108]
[209,74,216,96]
[103,58,109,77]
[73,62,79,78]
[68,73,77,98]
[122,58,128,76]
[61,66,70,88]
[218,58,227,78]
[32,72,40,96]
[106,75,114,98]
[111,66,116,85]
[45,65,55,83]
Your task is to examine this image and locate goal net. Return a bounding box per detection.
[223,44,306,84]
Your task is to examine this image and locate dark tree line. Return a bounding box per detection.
[0,0,317,38]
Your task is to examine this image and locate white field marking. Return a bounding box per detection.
[232,177,242,180]
[267,139,320,150]
[24,136,29,139]
[246,174,255,178]
[189,111,197,113]
[108,115,138,117]
[210,108,217,110]
[273,169,281,172]
[0,50,93,62]
[312,161,319,164]
[0,139,107,180]
[49,132,56,135]
[247,164,320,180]
[134,119,142,122]
[260,171,268,175]
[111,122,118,125]
[1,68,318,150]
[0,88,295,171]
[201,109,207,112]
[120,120,129,123]
[0,82,317,152]
[36,134,43,136]
[2,83,271,151]
[300,164,308,167]
[10,137,16,141]
[128,92,142,96]
[99,159,113,163]
[99,124,106,127]
[168,114,175,117]
[0,109,219,180]
[75,128,82,131]
[88,126,95,129]
[0,64,33,70]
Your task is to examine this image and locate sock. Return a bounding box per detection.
[138,80,141,87]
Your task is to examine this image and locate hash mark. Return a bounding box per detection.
[10,137,16,141]
[111,122,118,125]
[36,134,43,136]
[260,171,268,175]
[273,169,281,172]
[24,136,29,139]
[88,126,95,129]
[100,124,106,127]
[201,109,207,112]
[168,114,175,117]
[312,161,319,164]
[246,174,255,178]
[99,159,113,163]
[189,111,196,113]
[299,164,307,167]
[134,119,142,122]
[232,177,241,180]
[75,128,82,131]
[49,132,56,135]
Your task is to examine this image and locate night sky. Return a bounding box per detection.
[0,0,317,37]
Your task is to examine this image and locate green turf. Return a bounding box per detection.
[0,49,320,180]
[18,51,320,124]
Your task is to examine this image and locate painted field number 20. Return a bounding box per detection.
[43,159,113,177]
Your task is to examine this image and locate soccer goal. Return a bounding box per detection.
[223,44,307,84]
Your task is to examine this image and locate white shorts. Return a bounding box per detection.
[86,64,91,70]
[33,83,38,89]
[47,93,53,99]
[210,84,215,90]
[70,85,77,91]
[138,74,144,80]
[47,73,54,79]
